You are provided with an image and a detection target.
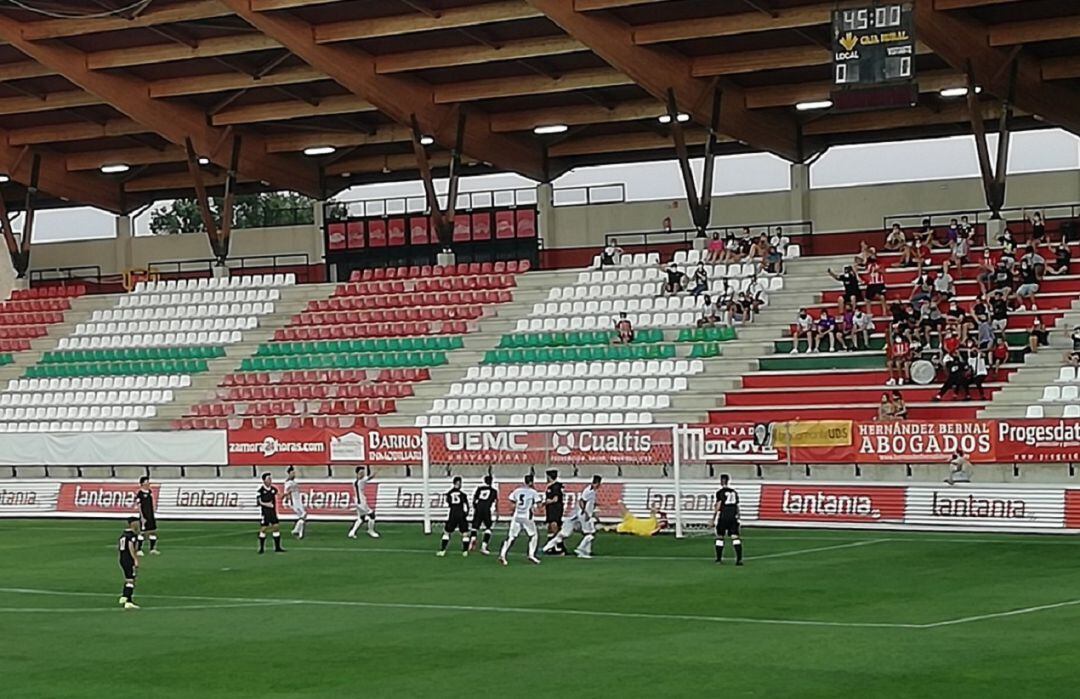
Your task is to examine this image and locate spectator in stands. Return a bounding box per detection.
[854,241,873,269]
[1021,245,1046,273]
[862,258,888,319]
[852,305,874,350]
[1064,325,1080,366]
[791,308,815,354]
[969,347,989,400]
[689,263,709,297]
[719,231,745,264]
[976,248,996,295]
[910,272,934,306]
[815,309,838,352]
[917,299,944,346]
[945,451,973,485]
[884,223,908,252]
[600,238,623,267]
[975,315,995,353]
[613,312,635,344]
[1028,316,1049,354]
[997,227,1017,256]
[877,393,894,421]
[945,218,962,247]
[988,294,1009,334]
[951,229,971,271]
[745,276,767,316]
[891,390,908,420]
[959,215,973,238]
[697,295,722,327]
[704,232,725,263]
[1012,259,1041,311]
[885,325,912,385]
[933,261,956,302]
[661,262,685,295]
[990,335,1010,374]
[915,217,934,246]
[933,348,971,401]
[828,265,863,315]
[749,234,770,266]
[1027,211,1047,247]
[1047,240,1072,275]
[763,244,784,274]
[941,328,961,364]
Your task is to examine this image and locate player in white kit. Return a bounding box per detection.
[283,466,307,539]
[347,466,380,539]
[543,475,601,558]
[498,474,544,566]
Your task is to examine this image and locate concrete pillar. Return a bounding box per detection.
[312,199,326,263]
[789,163,811,223]
[0,247,15,300]
[114,214,133,275]
[536,182,555,247]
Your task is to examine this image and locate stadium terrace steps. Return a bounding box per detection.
[978,299,1080,419]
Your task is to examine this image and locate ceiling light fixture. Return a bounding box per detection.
[939,86,981,98]
[303,146,336,156]
[100,163,130,174]
[0,175,9,183]
[533,124,568,135]
[419,135,435,146]
[795,100,833,111]
[197,156,210,166]
[658,113,691,124]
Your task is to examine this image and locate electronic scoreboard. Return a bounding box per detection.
[831,2,917,111]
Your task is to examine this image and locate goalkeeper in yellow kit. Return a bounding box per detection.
[602,501,668,537]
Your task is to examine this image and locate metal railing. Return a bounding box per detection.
[605,220,814,249]
[29,265,104,286]
[147,253,312,278]
[884,203,1080,240]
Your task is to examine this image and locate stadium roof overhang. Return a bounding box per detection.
[0,0,1073,213]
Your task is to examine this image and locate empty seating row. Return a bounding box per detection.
[190,399,396,417]
[419,411,655,427]
[350,261,528,281]
[0,405,155,421]
[0,312,63,325]
[534,295,706,316]
[10,285,86,300]
[342,275,515,295]
[25,359,209,378]
[174,416,381,431]
[466,359,704,381]
[255,336,464,356]
[121,289,279,308]
[43,346,224,364]
[219,383,412,402]
[59,331,239,349]
[0,298,71,313]
[484,344,677,365]
[92,303,273,322]
[518,312,703,332]
[275,321,470,341]
[431,394,672,414]
[1055,367,1080,383]
[73,317,256,337]
[0,339,30,352]
[591,252,660,268]
[239,352,447,372]
[8,375,191,392]
[0,326,48,339]
[574,264,770,288]
[1025,404,1080,418]
[0,389,174,406]
[449,376,688,397]
[293,307,483,326]
[1038,385,1080,402]
[135,273,294,293]
[676,326,738,342]
[223,368,429,387]
[0,420,137,432]
[321,289,510,310]
[499,329,665,348]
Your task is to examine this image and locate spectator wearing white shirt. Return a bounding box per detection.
[697,295,722,327]
[791,308,815,354]
[599,238,623,268]
[932,261,956,302]
[851,306,874,350]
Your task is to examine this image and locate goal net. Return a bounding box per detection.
[420,424,694,537]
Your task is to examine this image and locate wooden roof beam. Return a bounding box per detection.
[490,98,662,132]
[914,1,1080,135]
[211,94,375,124]
[22,0,231,40]
[314,1,543,43]
[988,17,1080,47]
[434,67,631,103]
[376,35,586,73]
[575,0,671,9]
[934,0,1025,9]
[525,0,802,161]
[8,119,146,146]
[0,15,321,197]
[222,0,548,181]
[87,33,280,70]
[633,3,832,45]
[0,144,124,212]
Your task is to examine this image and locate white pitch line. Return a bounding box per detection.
[0,601,297,614]
[174,538,888,563]
[923,598,1080,628]
[0,587,919,629]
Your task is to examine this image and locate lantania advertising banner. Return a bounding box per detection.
[758,484,906,524]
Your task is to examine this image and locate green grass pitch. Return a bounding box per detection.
[1,519,1078,698]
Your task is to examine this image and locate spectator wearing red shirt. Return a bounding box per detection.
[989,336,1009,374]
[886,326,912,386]
[863,259,888,318]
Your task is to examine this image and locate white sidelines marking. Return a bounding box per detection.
[0,601,295,614]
[0,587,919,629]
[175,538,887,562]
[924,598,1080,628]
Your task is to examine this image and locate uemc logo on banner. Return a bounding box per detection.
[443,431,528,452]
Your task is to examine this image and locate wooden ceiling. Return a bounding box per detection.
[0,0,1074,212]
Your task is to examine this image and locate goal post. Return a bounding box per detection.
[419,424,688,538]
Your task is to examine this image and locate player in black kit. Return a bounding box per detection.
[257,472,285,554]
[712,474,743,565]
[469,475,496,555]
[438,476,471,557]
[544,469,567,555]
[135,476,159,556]
[118,516,140,610]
